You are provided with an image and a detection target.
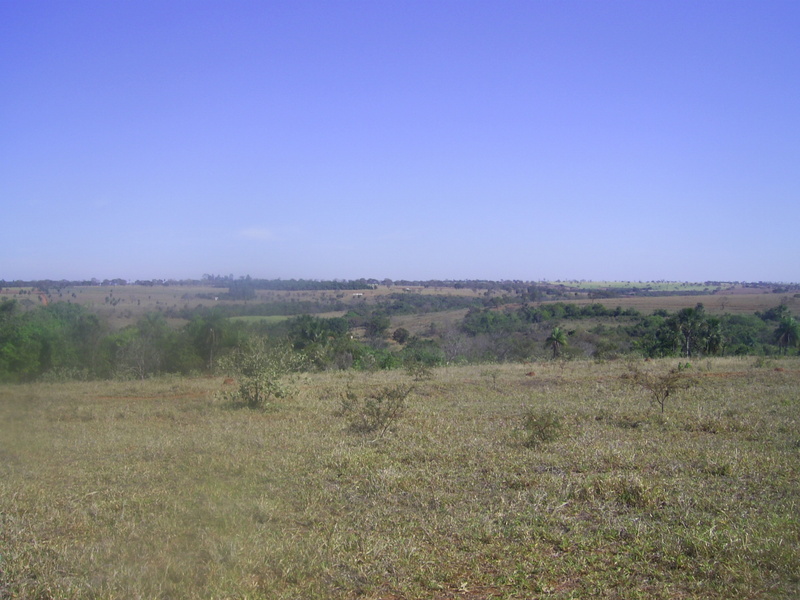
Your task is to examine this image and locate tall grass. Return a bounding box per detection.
[1,358,799,599]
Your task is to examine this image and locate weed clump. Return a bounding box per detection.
[571,474,653,508]
[521,408,562,448]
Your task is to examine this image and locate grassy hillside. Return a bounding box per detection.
[2,357,798,599]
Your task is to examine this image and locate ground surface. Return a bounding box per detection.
[1,357,799,598]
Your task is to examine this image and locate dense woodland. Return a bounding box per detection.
[1,280,798,382]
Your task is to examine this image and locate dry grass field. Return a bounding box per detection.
[4,283,794,318]
[2,357,799,599]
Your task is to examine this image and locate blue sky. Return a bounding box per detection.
[2,0,798,283]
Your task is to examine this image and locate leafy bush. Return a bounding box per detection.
[217,338,304,409]
[338,384,412,437]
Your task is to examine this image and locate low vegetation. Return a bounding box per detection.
[626,362,699,413]
[337,383,413,437]
[1,357,798,599]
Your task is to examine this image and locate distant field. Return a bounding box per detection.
[228,315,291,325]
[555,280,733,293]
[2,357,798,599]
[389,308,471,336]
[2,284,796,333]
[547,292,800,316]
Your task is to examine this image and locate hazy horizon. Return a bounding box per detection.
[2,1,799,283]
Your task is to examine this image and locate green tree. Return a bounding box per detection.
[108,312,173,378]
[774,316,800,355]
[288,314,328,349]
[546,327,568,359]
[702,316,725,355]
[672,304,707,358]
[0,301,42,381]
[186,310,228,372]
[365,312,391,339]
[392,327,410,345]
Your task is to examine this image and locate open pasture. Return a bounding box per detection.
[3,284,795,336]
[555,292,800,316]
[560,281,730,293]
[2,357,799,599]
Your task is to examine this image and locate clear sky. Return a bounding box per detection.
[2,0,798,283]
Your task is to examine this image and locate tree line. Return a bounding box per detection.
[0,296,797,382]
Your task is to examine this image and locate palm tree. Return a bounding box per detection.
[774,316,800,355]
[674,303,706,357]
[702,316,725,355]
[546,327,568,359]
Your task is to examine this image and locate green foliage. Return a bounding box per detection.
[637,304,729,358]
[0,289,797,382]
[717,313,773,355]
[392,327,410,344]
[378,293,483,315]
[545,327,568,359]
[217,338,304,409]
[288,314,348,349]
[521,408,562,448]
[364,312,391,338]
[185,309,231,372]
[461,307,521,335]
[338,384,412,437]
[774,316,800,354]
[757,304,791,322]
[399,337,445,368]
[0,300,107,381]
[285,314,353,370]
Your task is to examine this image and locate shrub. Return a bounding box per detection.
[392,327,410,344]
[338,384,412,437]
[627,363,697,413]
[217,338,304,409]
[406,360,433,381]
[521,408,562,448]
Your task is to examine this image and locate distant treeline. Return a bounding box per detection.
[7,276,793,296]
[1,292,798,382]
